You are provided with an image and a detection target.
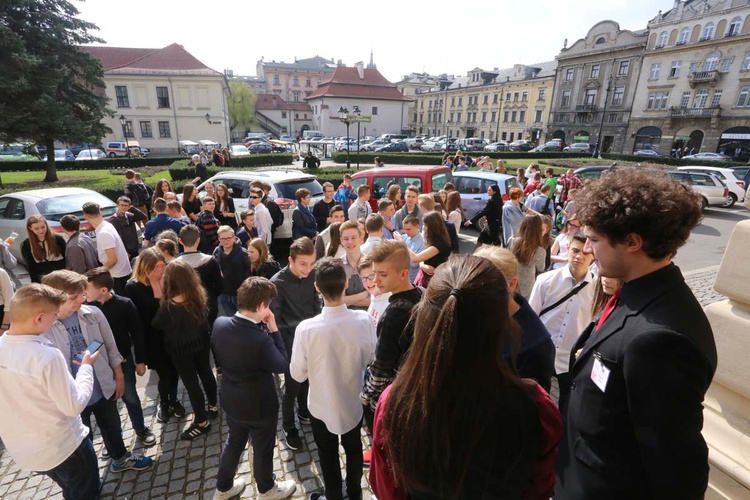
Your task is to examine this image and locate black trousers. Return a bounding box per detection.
[152,353,179,408]
[310,415,363,500]
[170,346,217,423]
[216,415,276,494]
[281,331,309,431]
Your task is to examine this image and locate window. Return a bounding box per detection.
[670,61,681,77]
[115,86,129,108]
[702,22,715,40]
[561,90,571,107]
[704,53,719,72]
[565,68,574,81]
[158,121,171,138]
[728,16,742,36]
[647,92,669,109]
[427,112,432,123]
[493,94,498,104]
[657,31,668,47]
[538,88,546,100]
[711,90,723,107]
[618,60,630,76]
[123,121,134,138]
[522,91,528,102]
[139,121,152,138]
[513,92,519,102]
[689,62,699,75]
[449,112,454,122]
[455,112,461,122]
[596,37,606,44]
[292,91,300,102]
[503,111,509,122]
[281,111,287,119]
[743,52,750,70]
[693,88,709,108]
[678,27,690,44]
[534,110,543,122]
[420,101,424,109]
[737,86,750,107]
[490,111,496,122]
[419,114,423,123]
[483,95,488,104]
[590,64,600,78]
[292,76,298,86]
[680,91,691,108]
[608,113,619,123]
[156,86,170,108]
[721,59,732,72]
[273,75,280,85]
[511,111,517,122]
[372,107,378,115]
[558,114,568,123]
[505,92,511,102]
[612,86,625,105]
[306,77,311,86]
[428,100,432,109]
[519,110,526,122]
[458,97,462,106]
[451,97,455,106]
[650,63,661,79]
[585,89,597,105]
[481,111,487,122]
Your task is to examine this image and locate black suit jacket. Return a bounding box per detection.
[211,315,289,422]
[556,264,717,500]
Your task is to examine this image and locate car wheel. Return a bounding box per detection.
[723,193,737,208]
[701,197,708,211]
[108,152,116,158]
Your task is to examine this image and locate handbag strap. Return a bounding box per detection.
[539,280,589,317]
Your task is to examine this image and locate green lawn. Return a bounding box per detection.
[0,167,172,194]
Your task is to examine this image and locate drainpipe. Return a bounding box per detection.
[168,77,180,153]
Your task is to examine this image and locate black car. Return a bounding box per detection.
[248,143,273,154]
[375,142,409,152]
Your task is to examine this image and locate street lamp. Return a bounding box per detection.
[119,115,131,159]
[352,105,361,169]
[338,106,351,169]
[593,70,614,159]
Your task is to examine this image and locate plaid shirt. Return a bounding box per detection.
[559,174,583,206]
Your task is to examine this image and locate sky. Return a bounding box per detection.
[74,0,666,82]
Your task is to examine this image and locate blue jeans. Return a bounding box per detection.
[41,438,100,500]
[219,294,238,316]
[120,357,146,433]
[81,397,127,461]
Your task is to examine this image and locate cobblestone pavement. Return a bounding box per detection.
[0,265,723,499]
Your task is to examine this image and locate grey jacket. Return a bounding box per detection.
[65,232,100,274]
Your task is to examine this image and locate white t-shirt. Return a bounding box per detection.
[552,232,571,270]
[366,292,392,328]
[95,220,132,278]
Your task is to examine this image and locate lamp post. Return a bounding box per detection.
[593,72,614,159]
[119,115,130,159]
[338,106,351,168]
[352,105,361,169]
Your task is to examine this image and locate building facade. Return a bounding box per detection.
[82,44,230,155]
[255,56,350,103]
[396,73,447,136]
[245,94,313,141]
[546,21,649,153]
[305,63,411,138]
[626,0,750,159]
[411,62,556,144]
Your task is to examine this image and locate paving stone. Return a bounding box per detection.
[152,485,168,496]
[169,478,186,492]
[186,479,202,494]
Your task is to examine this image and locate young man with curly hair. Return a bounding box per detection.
[555,168,717,499]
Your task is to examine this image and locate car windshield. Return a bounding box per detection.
[1,145,24,155]
[274,179,323,200]
[36,193,117,221]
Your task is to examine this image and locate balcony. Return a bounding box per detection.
[576,104,597,112]
[670,106,721,119]
[688,70,720,87]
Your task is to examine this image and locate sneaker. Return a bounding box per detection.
[157,405,170,423]
[283,428,302,451]
[171,401,186,419]
[307,493,326,500]
[208,405,220,420]
[136,428,157,447]
[363,449,372,467]
[180,421,210,441]
[259,480,296,500]
[213,478,245,500]
[100,447,110,460]
[297,411,311,425]
[110,452,154,473]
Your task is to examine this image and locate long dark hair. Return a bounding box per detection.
[510,215,544,265]
[25,215,62,262]
[181,183,197,212]
[326,222,343,257]
[422,211,450,248]
[381,254,530,496]
[161,260,208,324]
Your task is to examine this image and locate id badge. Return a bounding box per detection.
[591,352,610,392]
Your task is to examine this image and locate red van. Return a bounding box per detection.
[350,165,453,211]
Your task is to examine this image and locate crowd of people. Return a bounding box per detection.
[0,164,718,500]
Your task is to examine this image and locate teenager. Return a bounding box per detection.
[291,258,376,500]
[270,237,321,451]
[143,197,184,247]
[197,196,221,253]
[445,191,464,234]
[360,214,385,255]
[236,209,259,248]
[396,212,451,288]
[417,194,459,252]
[21,215,66,283]
[400,215,424,283]
[339,220,370,310]
[312,182,337,231]
[213,225,252,316]
[314,205,346,260]
[550,217,582,270]
[181,183,202,222]
[211,277,297,500]
[152,261,218,440]
[378,199,397,240]
[333,174,357,215]
[291,188,318,241]
[465,184,503,249]
[393,185,420,230]
[82,203,132,295]
[502,187,538,247]
[509,215,547,298]
[250,188,273,246]
[110,196,147,261]
[348,184,373,222]
[166,199,190,225]
[176,225,222,334]
[248,238,281,279]
[59,214,98,275]
[357,254,391,328]
[214,183,238,230]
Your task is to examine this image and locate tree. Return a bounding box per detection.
[0,0,112,182]
[228,79,256,140]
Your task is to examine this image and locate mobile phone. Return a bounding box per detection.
[76,339,104,361]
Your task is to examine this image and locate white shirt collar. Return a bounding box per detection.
[235,312,259,324]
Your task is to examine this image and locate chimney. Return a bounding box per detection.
[355,61,365,80]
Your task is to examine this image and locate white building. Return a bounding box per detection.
[82,43,230,155]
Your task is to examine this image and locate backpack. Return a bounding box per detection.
[540,197,553,217]
[265,199,284,232]
[132,183,150,206]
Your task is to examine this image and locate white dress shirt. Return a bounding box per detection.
[0,334,94,471]
[290,304,376,434]
[253,202,273,245]
[360,236,382,255]
[529,265,595,374]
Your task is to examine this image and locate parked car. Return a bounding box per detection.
[403,138,424,150]
[0,143,38,161]
[0,187,117,263]
[279,135,296,142]
[76,148,107,160]
[633,149,667,157]
[364,140,388,152]
[229,144,251,157]
[678,166,745,206]
[247,143,273,154]
[681,152,731,161]
[730,166,750,194]
[140,147,150,157]
[484,142,509,152]
[43,149,75,162]
[509,140,534,152]
[574,165,617,181]
[452,171,520,222]
[667,170,729,209]
[351,166,453,212]
[420,140,440,152]
[529,143,562,153]
[184,170,323,240]
[438,140,458,152]
[563,143,593,153]
[456,138,488,152]
[375,142,409,153]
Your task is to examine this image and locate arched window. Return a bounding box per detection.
[678,27,690,44]
[596,37,606,44]
[728,16,742,36]
[704,52,720,72]
[702,22,715,40]
[658,31,668,47]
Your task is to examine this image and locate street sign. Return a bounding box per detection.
[347,115,372,122]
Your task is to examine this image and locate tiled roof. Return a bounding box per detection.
[81,43,222,76]
[305,66,411,102]
[262,56,338,71]
[255,94,293,111]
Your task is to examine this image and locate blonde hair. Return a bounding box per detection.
[473,246,518,281]
[41,269,87,294]
[131,247,166,286]
[8,283,66,323]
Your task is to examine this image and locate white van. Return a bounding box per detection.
[379,133,407,142]
[302,130,324,140]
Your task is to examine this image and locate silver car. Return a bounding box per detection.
[0,187,117,263]
[452,171,520,221]
[666,171,729,210]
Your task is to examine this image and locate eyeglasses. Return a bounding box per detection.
[250,196,260,199]
[567,222,582,229]
[360,273,376,282]
[218,236,234,242]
